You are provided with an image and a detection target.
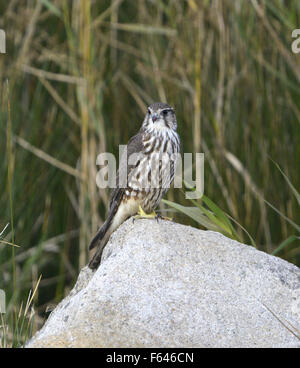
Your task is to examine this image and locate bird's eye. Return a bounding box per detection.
[148,109,151,115]
[162,110,168,116]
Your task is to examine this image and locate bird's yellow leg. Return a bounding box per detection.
[134,205,157,220]
[133,206,174,222]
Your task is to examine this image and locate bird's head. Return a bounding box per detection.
[142,102,177,132]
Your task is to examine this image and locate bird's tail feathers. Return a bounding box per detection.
[89,217,112,251]
[88,200,127,269]
[88,230,112,269]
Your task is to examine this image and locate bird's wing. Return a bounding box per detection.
[109,130,144,210]
[89,131,144,253]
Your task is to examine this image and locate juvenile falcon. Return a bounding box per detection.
[88,102,180,269]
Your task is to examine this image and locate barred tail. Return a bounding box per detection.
[89,217,113,251]
[88,233,111,270]
[88,214,114,269]
[88,196,133,269]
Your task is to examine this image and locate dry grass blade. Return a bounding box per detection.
[224,150,272,250]
[21,64,86,85]
[24,274,42,317]
[39,77,82,125]
[0,223,10,237]
[15,136,83,180]
[119,72,149,113]
[91,0,124,29]
[0,240,20,248]
[17,1,42,65]
[224,150,264,201]
[259,300,300,341]
[270,159,300,207]
[105,22,177,36]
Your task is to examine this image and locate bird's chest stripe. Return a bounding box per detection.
[127,130,179,193]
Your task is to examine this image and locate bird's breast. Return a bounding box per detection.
[127,131,179,193]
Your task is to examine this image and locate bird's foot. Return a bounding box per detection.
[132,206,174,223]
[133,206,157,221]
[155,213,174,222]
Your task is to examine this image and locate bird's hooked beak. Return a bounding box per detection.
[151,113,159,122]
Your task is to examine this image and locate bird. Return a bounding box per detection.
[88,102,180,269]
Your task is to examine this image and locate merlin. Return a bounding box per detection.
[88,102,180,269]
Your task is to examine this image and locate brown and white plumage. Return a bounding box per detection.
[88,102,180,269]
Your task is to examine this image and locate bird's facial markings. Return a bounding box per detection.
[151,113,159,122]
[159,108,175,128]
[161,108,174,116]
[143,104,177,132]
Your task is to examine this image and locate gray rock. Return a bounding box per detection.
[26,219,300,348]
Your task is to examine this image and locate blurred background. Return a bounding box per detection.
[0,0,299,346]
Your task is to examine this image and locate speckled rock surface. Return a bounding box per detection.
[26,219,300,348]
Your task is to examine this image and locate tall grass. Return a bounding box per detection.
[0,0,299,345]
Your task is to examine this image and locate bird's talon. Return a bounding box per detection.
[133,205,158,220]
[160,215,173,222]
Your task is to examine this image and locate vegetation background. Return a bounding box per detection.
[0,0,299,346]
